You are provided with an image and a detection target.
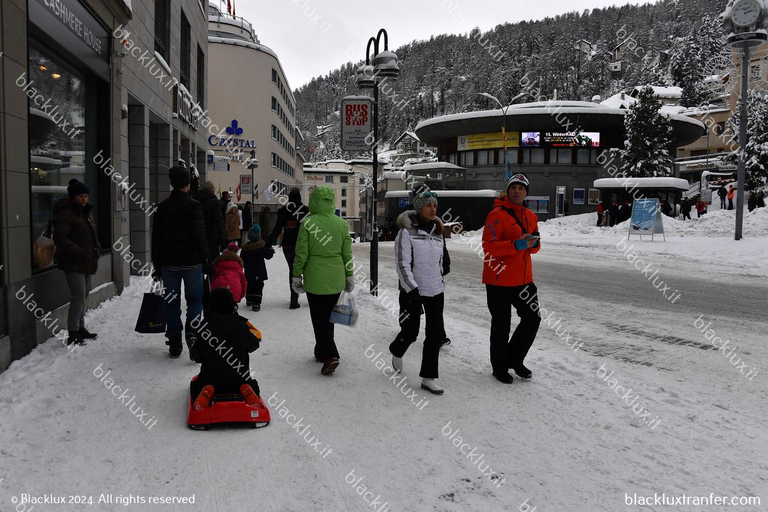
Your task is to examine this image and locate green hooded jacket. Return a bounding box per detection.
[292,186,353,294]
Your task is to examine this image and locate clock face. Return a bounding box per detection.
[732,0,762,27]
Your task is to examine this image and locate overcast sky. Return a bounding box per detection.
[225,0,654,91]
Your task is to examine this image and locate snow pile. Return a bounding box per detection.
[538,209,768,239]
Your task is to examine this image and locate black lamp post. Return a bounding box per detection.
[355,29,401,295]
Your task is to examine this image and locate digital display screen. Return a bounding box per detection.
[521,132,541,147]
[543,132,601,147]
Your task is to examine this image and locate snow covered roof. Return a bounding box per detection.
[393,131,421,146]
[303,168,353,174]
[385,190,500,198]
[600,92,637,109]
[382,171,407,180]
[594,177,690,190]
[631,86,683,99]
[403,162,465,172]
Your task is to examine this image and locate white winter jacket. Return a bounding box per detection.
[395,211,450,297]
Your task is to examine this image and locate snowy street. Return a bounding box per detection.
[1,212,766,512]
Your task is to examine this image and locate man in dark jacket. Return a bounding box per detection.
[265,187,309,309]
[221,191,231,217]
[53,179,102,345]
[194,181,226,259]
[242,201,253,245]
[152,166,211,359]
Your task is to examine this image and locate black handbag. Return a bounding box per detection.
[135,283,167,334]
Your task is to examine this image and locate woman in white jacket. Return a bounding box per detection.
[391,187,451,395]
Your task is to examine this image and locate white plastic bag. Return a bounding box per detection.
[329,291,358,327]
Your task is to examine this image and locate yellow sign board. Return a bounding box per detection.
[457,132,520,151]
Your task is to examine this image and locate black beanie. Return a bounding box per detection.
[169,166,191,189]
[67,179,89,198]
[210,287,235,314]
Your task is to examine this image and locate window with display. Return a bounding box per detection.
[28,44,90,271]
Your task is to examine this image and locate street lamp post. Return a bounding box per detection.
[355,29,401,295]
[722,0,768,240]
[478,92,528,180]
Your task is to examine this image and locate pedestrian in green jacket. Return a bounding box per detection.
[291,187,354,375]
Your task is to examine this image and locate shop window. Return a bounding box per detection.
[550,148,572,164]
[448,153,456,164]
[576,149,590,164]
[180,12,191,87]
[477,150,490,166]
[154,0,171,61]
[524,196,550,213]
[501,149,518,167]
[461,151,475,166]
[523,149,545,164]
[28,45,89,271]
[573,188,586,205]
[588,189,601,205]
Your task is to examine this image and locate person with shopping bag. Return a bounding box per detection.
[390,186,451,395]
[151,166,212,359]
[53,179,102,346]
[291,187,354,376]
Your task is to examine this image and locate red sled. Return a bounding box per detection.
[187,376,271,430]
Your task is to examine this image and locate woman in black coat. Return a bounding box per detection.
[53,179,102,346]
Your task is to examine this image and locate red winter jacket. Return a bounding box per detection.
[211,251,247,302]
[481,197,541,287]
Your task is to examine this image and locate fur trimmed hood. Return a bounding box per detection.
[214,250,244,267]
[396,210,444,236]
[240,240,266,253]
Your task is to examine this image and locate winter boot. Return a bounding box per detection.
[289,301,300,309]
[289,288,300,309]
[421,378,444,395]
[192,385,215,411]
[511,364,532,380]
[240,384,262,406]
[252,304,261,312]
[66,330,85,346]
[185,328,201,363]
[493,371,514,384]
[321,357,340,375]
[441,337,451,347]
[79,328,98,340]
[392,355,403,373]
[166,333,183,358]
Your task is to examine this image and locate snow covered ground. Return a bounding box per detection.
[0,209,766,512]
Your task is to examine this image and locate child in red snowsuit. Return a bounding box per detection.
[211,242,247,303]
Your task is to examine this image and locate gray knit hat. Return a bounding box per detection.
[410,186,438,211]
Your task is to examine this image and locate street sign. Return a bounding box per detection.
[240,175,252,196]
[340,96,373,151]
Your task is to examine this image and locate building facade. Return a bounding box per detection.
[0,0,208,373]
[414,101,705,221]
[205,3,301,213]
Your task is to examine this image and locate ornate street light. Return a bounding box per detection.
[478,92,528,180]
[357,28,400,295]
[721,0,768,240]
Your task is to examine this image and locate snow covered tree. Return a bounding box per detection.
[610,86,674,177]
[726,91,768,191]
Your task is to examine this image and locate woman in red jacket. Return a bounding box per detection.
[482,174,542,384]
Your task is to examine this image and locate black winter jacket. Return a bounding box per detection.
[241,240,274,281]
[53,198,102,274]
[194,189,226,258]
[152,190,210,268]
[265,202,309,248]
[194,312,260,394]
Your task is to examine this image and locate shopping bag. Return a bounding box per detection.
[32,221,56,269]
[329,291,358,327]
[135,283,167,333]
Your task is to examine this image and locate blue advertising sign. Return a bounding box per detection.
[398,197,410,208]
[629,199,665,240]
